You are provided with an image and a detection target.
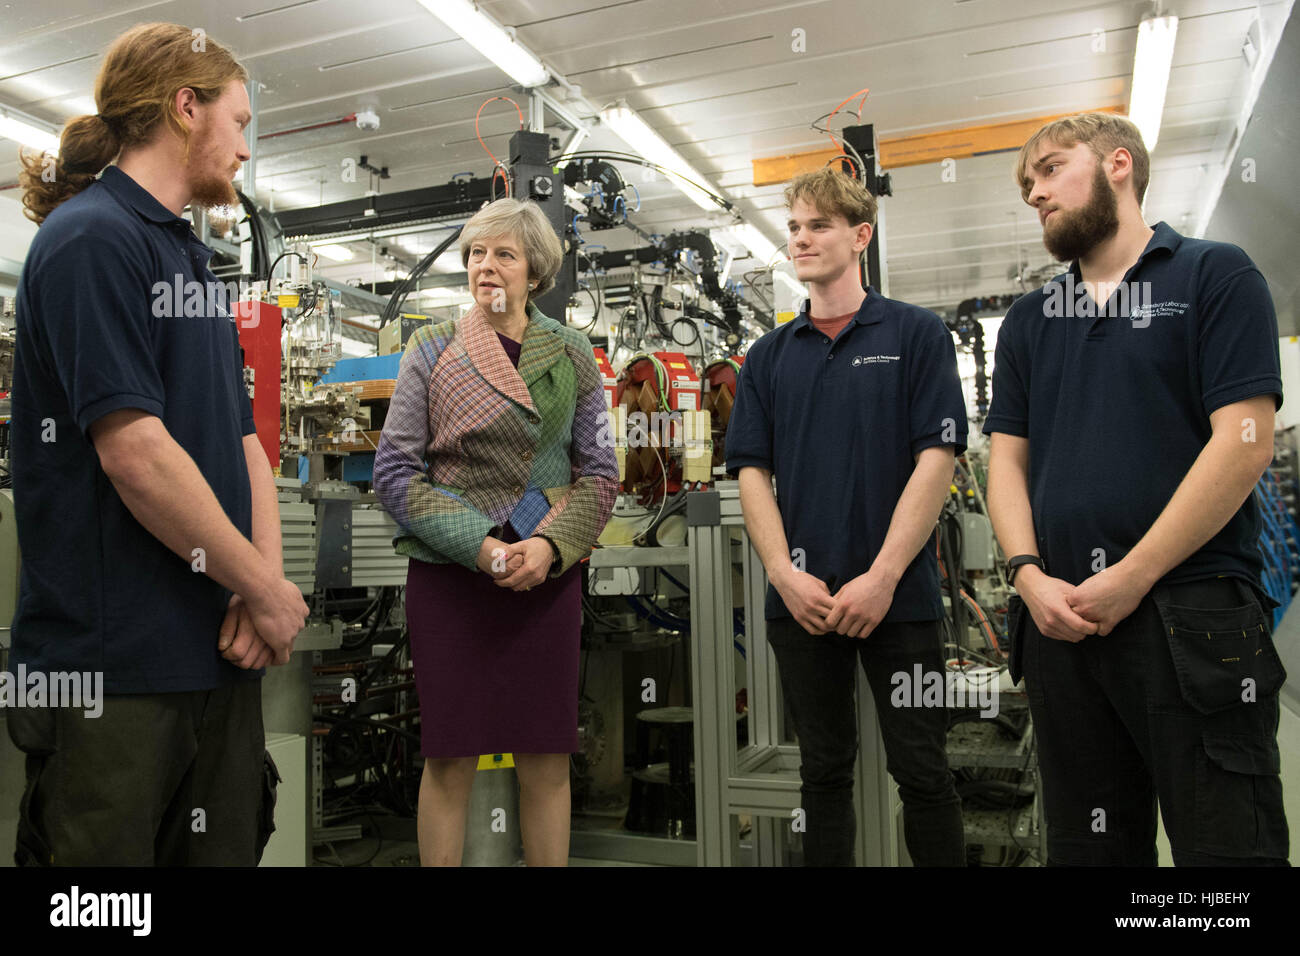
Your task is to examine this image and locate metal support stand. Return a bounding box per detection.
[243,78,260,202]
[688,482,896,866]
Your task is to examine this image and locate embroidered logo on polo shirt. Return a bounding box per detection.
[850,354,900,366]
[1130,301,1189,328]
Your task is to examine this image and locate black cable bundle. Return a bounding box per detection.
[235,189,270,283]
[381,226,465,327]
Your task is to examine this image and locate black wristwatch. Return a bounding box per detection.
[1006,554,1045,586]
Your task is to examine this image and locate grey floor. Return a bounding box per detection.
[311,838,644,866]
[309,817,651,866]
[6,696,1300,867]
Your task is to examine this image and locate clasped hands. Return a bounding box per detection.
[215,536,550,670]
[1015,562,1151,642]
[476,534,554,591]
[217,577,310,670]
[775,559,1151,642]
[775,565,896,638]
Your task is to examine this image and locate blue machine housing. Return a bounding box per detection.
[299,353,404,483]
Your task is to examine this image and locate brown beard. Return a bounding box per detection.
[1042,159,1120,262]
[186,128,239,210]
[189,168,238,209]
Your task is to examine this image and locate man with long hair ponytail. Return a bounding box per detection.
[8,22,308,866]
[19,23,248,223]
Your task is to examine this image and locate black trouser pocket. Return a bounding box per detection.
[7,707,58,867]
[255,749,280,864]
[1152,588,1286,714]
[14,755,55,867]
[1195,732,1289,858]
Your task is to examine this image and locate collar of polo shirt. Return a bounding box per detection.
[99,165,192,228]
[1060,221,1182,286]
[790,286,884,334]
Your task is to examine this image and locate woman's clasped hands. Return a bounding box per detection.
[476,535,554,591]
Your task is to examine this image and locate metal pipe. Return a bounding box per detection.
[260,114,356,140]
[243,79,261,201]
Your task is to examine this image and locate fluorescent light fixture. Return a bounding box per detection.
[0,109,59,154]
[340,337,378,358]
[296,222,461,245]
[417,0,549,88]
[312,244,355,262]
[429,253,464,274]
[418,287,475,303]
[725,223,781,265]
[264,185,329,210]
[599,103,723,210]
[1128,15,1178,151]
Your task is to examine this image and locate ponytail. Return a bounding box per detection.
[18,113,122,226]
[17,22,247,227]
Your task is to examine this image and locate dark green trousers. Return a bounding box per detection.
[7,679,276,866]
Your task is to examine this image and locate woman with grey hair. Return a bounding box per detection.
[373,198,619,866]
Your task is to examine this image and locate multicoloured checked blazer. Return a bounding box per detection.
[373,302,619,577]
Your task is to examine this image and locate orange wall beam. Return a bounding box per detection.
[752,106,1126,186]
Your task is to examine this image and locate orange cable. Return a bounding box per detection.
[825,87,870,151]
[475,96,524,166]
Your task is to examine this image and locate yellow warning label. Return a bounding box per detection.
[477,753,515,770]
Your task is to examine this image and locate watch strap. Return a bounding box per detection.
[1006,554,1045,585]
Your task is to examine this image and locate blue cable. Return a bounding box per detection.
[656,568,748,658]
[625,596,689,632]
[1253,474,1296,627]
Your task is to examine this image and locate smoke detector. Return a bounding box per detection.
[355,109,380,131]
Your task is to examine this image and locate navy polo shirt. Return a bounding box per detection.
[12,165,260,693]
[983,221,1283,591]
[726,289,968,622]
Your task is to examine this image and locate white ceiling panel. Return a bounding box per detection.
[0,0,1289,317]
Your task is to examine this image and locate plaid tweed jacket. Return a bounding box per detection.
[373,302,619,577]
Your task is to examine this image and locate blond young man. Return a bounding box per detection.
[726,168,967,866]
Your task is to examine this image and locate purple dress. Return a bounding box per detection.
[405,330,582,757]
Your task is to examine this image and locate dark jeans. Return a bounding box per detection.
[1010,576,1290,866]
[767,616,965,866]
[7,679,276,866]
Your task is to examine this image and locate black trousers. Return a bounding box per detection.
[1010,576,1290,866]
[7,679,276,866]
[767,616,966,866]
